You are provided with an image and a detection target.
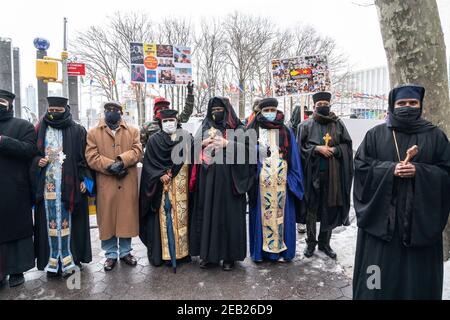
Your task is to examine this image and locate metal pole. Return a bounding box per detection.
[62,17,69,98]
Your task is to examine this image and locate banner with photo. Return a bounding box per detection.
[271,55,331,97]
[130,42,192,85]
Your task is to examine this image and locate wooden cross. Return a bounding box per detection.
[323,133,332,147]
[403,145,419,164]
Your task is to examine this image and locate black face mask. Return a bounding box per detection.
[212,111,224,123]
[393,107,421,121]
[47,111,65,121]
[316,106,330,116]
[105,111,122,124]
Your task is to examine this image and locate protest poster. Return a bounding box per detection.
[271,55,331,97]
[130,42,192,85]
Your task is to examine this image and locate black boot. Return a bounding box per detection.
[9,273,25,288]
[303,244,316,258]
[0,277,7,289]
[222,261,235,271]
[318,245,337,260]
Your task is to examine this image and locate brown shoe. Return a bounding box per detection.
[120,254,137,267]
[104,258,117,272]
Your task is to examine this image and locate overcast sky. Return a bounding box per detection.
[1,0,449,101]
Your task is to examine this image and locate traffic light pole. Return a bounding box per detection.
[62,17,69,98]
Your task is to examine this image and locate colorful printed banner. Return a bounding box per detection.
[271,55,331,97]
[130,42,192,85]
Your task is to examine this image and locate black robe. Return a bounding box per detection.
[189,97,253,264]
[353,124,450,300]
[33,119,92,270]
[0,115,37,276]
[139,128,192,266]
[296,116,353,230]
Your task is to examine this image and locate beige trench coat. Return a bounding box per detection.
[85,119,143,241]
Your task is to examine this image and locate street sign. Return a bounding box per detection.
[67,62,86,76]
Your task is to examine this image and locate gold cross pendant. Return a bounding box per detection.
[323,133,332,147]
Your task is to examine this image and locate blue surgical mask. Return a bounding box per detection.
[263,112,277,122]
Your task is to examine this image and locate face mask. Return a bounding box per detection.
[316,106,330,116]
[262,112,277,122]
[212,111,224,123]
[162,121,177,134]
[393,106,421,121]
[47,111,65,121]
[105,111,121,124]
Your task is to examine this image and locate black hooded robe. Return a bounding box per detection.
[189,97,253,264]
[139,128,192,267]
[353,123,450,300]
[0,114,37,278]
[33,117,93,270]
[296,117,353,230]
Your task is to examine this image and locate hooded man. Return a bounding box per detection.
[140,81,195,146]
[246,98,304,262]
[189,97,253,271]
[86,101,143,272]
[353,84,450,300]
[0,89,37,288]
[33,96,93,278]
[139,109,193,270]
[297,92,353,260]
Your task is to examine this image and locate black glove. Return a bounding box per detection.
[116,168,128,180]
[106,160,124,176]
[187,81,194,95]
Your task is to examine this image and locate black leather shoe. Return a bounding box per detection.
[104,258,118,271]
[0,277,7,289]
[304,245,316,258]
[75,262,84,271]
[199,260,213,269]
[120,254,138,267]
[319,245,337,260]
[222,261,235,271]
[9,273,25,288]
[47,270,61,278]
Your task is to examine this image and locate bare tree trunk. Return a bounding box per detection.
[375,0,450,261]
[239,79,245,119]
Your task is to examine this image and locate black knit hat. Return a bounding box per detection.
[259,97,279,110]
[0,89,16,105]
[312,92,332,104]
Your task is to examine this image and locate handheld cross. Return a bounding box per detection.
[323,133,332,147]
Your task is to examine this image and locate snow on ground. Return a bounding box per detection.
[329,214,450,300]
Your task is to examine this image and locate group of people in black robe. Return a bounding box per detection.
[1,82,449,300]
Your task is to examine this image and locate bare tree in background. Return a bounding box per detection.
[194,18,228,113]
[110,11,156,125]
[72,26,121,101]
[157,17,194,112]
[223,12,275,118]
[291,25,350,87]
[375,0,450,260]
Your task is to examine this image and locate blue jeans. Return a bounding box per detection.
[101,237,132,259]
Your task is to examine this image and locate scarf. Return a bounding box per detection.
[248,111,290,160]
[313,111,343,207]
[0,107,13,122]
[36,110,81,213]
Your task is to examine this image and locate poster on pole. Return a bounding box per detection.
[271,55,331,97]
[130,42,192,85]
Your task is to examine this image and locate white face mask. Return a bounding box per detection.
[162,120,177,134]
